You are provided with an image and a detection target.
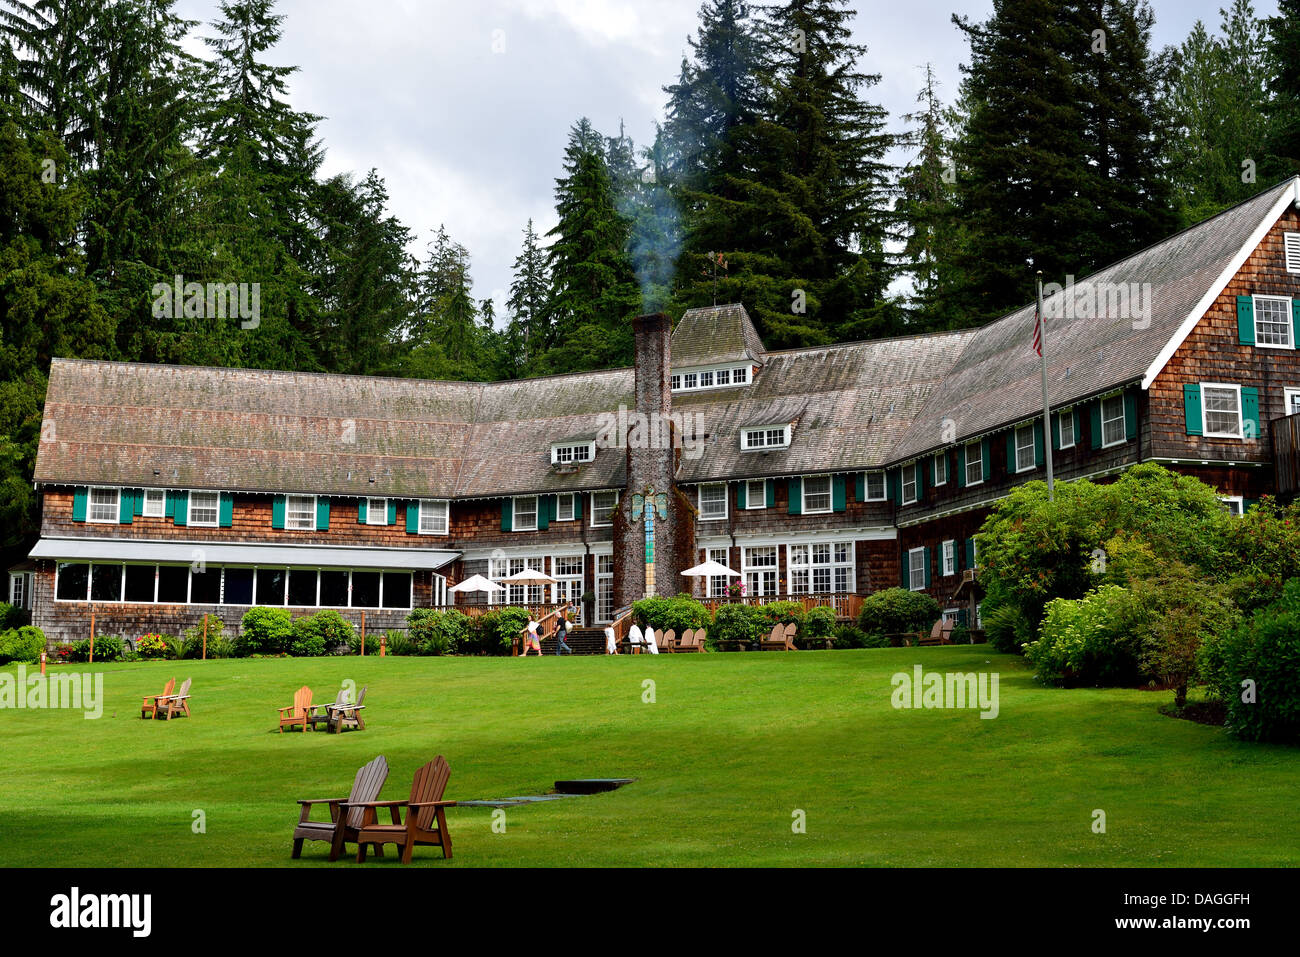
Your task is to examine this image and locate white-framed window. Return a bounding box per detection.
[707,547,731,598]
[591,490,618,527]
[9,572,26,609]
[1253,294,1293,349]
[901,464,918,505]
[1101,393,1127,447]
[716,369,731,386]
[741,425,791,450]
[670,374,681,390]
[596,554,615,622]
[965,440,983,486]
[802,475,832,513]
[942,540,956,577]
[1285,388,1300,416]
[934,452,948,486]
[142,489,166,517]
[907,548,926,592]
[551,554,584,611]
[365,497,388,526]
[88,487,120,523]
[699,483,728,521]
[1059,408,1076,449]
[787,541,854,594]
[745,478,767,509]
[1015,424,1036,473]
[1220,495,1245,517]
[1286,233,1300,273]
[1201,383,1243,439]
[733,366,749,384]
[555,493,575,522]
[490,556,546,605]
[189,490,220,527]
[551,442,594,465]
[513,495,538,532]
[286,494,315,530]
[864,471,886,501]
[683,372,698,389]
[418,499,449,535]
[699,371,714,388]
[742,545,778,597]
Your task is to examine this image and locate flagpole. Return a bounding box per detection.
[1036,272,1055,500]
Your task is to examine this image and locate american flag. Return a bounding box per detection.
[1031,305,1043,357]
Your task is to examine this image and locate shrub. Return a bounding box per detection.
[206,636,237,659]
[1201,578,1300,743]
[710,603,765,646]
[240,607,293,656]
[0,601,27,631]
[407,608,470,655]
[289,616,327,658]
[948,624,973,645]
[631,595,711,636]
[181,615,226,659]
[308,609,357,653]
[858,588,940,640]
[1128,570,1239,708]
[832,624,871,649]
[754,601,805,634]
[805,606,837,638]
[135,633,174,660]
[52,642,74,663]
[982,600,1034,654]
[69,634,125,662]
[381,629,413,656]
[1025,585,1142,687]
[0,626,46,664]
[472,608,530,655]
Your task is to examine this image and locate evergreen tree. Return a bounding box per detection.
[505,218,550,368]
[1262,0,1300,180]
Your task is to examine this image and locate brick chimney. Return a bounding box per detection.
[613,313,695,607]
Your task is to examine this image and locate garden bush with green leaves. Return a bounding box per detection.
[1025,585,1143,687]
[0,625,46,664]
[631,595,710,635]
[407,608,470,655]
[472,608,530,655]
[239,607,293,656]
[858,588,940,640]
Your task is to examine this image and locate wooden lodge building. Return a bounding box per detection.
[22,178,1300,644]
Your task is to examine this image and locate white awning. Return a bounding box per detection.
[28,538,460,572]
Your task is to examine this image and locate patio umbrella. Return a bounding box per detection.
[497,567,558,586]
[680,559,740,578]
[448,574,504,595]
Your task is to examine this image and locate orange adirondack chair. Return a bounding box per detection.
[158,677,191,720]
[141,677,175,719]
[345,756,455,863]
[278,686,313,733]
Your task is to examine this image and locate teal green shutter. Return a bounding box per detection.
[981,439,991,481]
[929,456,937,486]
[1006,432,1018,473]
[219,492,233,527]
[1124,391,1138,441]
[737,481,747,509]
[1242,386,1260,438]
[832,475,846,511]
[407,500,420,533]
[888,469,900,505]
[1034,421,1045,467]
[501,498,513,531]
[164,490,177,519]
[1074,409,1083,447]
[271,494,286,529]
[387,499,397,525]
[316,497,330,530]
[132,489,144,517]
[574,493,584,520]
[788,477,802,515]
[1293,300,1300,349]
[923,547,932,588]
[1184,384,1202,434]
[914,461,925,499]
[173,490,188,526]
[902,553,911,590]
[855,472,865,501]
[538,495,553,530]
[766,479,776,508]
[1090,401,1103,450]
[956,446,966,488]
[357,498,368,523]
[1051,414,1061,451]
[119,489,134,524]
[1236,295,1255,345]
[965,538,975,569]
[72,487,88,521]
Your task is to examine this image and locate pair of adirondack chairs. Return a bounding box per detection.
[674,629,707,653]
[760,622,798,651]
[278,685,367,733]
[291,754,454,863]
[140,678,191,719]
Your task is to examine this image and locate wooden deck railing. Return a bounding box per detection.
[1272,411,1300,496]
[433,602,563,621]
[700,593,863,621]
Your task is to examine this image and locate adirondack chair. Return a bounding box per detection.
[659,629,677,653]
[308,687,348,731]
[675,628,693,652]
[783,622,798,650]
[141,678,175,719]
[278,686,313,733]
[158,678,191,720]
[290,754,390,860]
[327,685,367,733]
[345,756,454,863]
[679,628,705,653]
[760,623,796,651]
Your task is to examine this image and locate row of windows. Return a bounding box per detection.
[507,491,619,530]
[54,563,414,609]
[671,366,751,392]
[696,475,851,520]
[720,542,855,598]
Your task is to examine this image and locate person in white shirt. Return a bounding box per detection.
[604,625,617,654]
[644,624,660,655]
[627,621,643,654]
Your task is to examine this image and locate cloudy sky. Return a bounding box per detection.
[173,0,1277,319]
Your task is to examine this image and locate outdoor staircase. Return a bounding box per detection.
[538,627,608,655]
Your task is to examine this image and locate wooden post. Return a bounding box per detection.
[379,634,386,657]
[40,649,46,677]
[202,614,208,661]
[89,608,95,665]
[361,611,366,656]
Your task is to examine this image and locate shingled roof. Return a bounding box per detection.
[669,303,767,368]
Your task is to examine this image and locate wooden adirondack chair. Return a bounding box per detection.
[783,622,798,650]
[327,685,367,733]
[659,629,677,653]
[308,687,347,731]
[346,756,454,863]
[675,629,693,652]
[158,678,191,720]
[278,686,313,732]
[760,623,796,651]
[290,754,390,860]
[680,628,705,653]
[141,678,175,719]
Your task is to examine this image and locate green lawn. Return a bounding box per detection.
[2,646,1296,867]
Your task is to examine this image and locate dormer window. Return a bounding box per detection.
[551,442,594,466]
[671,364,753,392]
[741,425,791,450]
